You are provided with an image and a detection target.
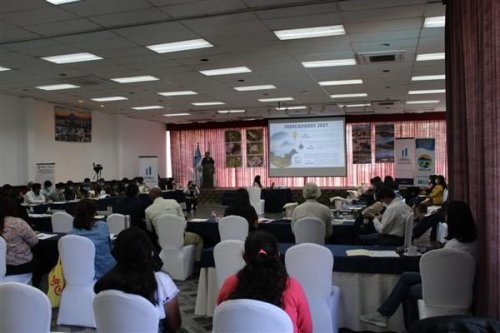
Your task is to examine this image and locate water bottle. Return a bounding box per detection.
[209,211,217,223]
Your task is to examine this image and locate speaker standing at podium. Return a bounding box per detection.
[201,151,215,189]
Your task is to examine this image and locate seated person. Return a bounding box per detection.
[291,183,332,239]
[112,183,147,230]
[64,180,76,201]
[358,176,384,206]
[69,199,116,279]
[0,197,38,276]
[94,228,181,332]
[224,188,258,230]
[422,175,447,206]
[76,181,93,199]
[412,203,445,241]
[252,175,263,188]
[137,176,150,194]
[165,178,176,190]
[217,230,312,333]
[358,187,412,246]
[49,182,66,202]
[40,180,53,200]
[6,189,30,222]
[183,181,200,213]
[24,182,46,204]
[360,200,477,329]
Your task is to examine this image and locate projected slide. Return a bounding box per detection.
[268,117,346,177]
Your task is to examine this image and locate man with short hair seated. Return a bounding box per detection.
[291,182,332,239]
[24,183,46,204]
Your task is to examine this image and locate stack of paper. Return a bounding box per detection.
[346,249,399,257]
[37,233,57,240]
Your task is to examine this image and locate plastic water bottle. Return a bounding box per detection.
[209,211,217,223]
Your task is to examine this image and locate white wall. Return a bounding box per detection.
[0,94,166,185]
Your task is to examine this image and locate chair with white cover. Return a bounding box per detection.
[436,222,448,244]
[403,212,416,253]
[0,282,51,333]
[0,236,32,284]
[213,299,293,333]
[292,217,326,244]
[157,214,195,281]
[93,290,159,333]
[57,235,96,327]
[218,215,249,241]
[418,248,476,319]
[248,186,265,216]
[107,213,126,235]
[51,211,73,233]
[442,188,449,203]
[285,243,340,333]
[214,240,245,290]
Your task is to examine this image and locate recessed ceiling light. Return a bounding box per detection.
[302,59,356,68]
[275,106,307,110]
[45,0,80,4]
[338,103,371,107]
[164,113,190,117]
[158,91,198,96]
[192,102,225,106]
[199,66,251,76]
[319,79,363,86]
[411,75,446,81]
[217,110,246,114]
[424,16,445,28]
[0,66,11,71]
[274,25,345,40]
[234,85,276,91]
[36,84,79,91]
[408,89,445,94]
[146,39,213,54]
[406,100,440,104]
[41,52,102,64]
[330,93,368,98]
[111,75,159,83]
[132,106,164,110]
[258,97,294,102]
[91,96,128,102]
[416,52,445,61]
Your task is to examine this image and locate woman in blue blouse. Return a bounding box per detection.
[69,199,116,279]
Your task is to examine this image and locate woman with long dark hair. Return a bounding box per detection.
[224,188,258,230]
[217,230,312,333]
[94,228,181,332]
[69,199,115,279]
[0,197,38,275]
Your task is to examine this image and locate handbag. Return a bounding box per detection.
[47,257,65,307]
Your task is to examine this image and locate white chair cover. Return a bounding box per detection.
[94,290,159,333]
[403,212,415,249]
[51,211,73,233]
[213,299,293,333]
[0,236,32,284]
[293,217,326,244]
[285,243,340,333]
[418,248,476,319]
[214,240,245,290]
[437,222,448,244]
[442,188,449,203]
[0,282,51,333]
[157,214,195,280]
[107,213,126,235]
[248,186,265,216]
[57,235,96,327]
[218,215,249,241]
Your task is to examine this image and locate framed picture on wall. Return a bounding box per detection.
[54,106,92,142]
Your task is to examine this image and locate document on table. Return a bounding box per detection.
[190,218,208,222]
[258,218,274,223]
[346,249,399,257]
[29,214,52,218]
[37,233,57,240]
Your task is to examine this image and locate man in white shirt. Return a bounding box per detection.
[360,187,411,246]
[145,187,203,260]
[24,183,46,204]
[40,180,53,200]
[291,182,333,239]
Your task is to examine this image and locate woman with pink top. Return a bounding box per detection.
[217,230,312,333]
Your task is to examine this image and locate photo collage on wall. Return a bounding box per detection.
[225,130,242,167]
[375,124,395,162]
[352,124,372,164]
[54,106,92,142]
[246,129,264,167]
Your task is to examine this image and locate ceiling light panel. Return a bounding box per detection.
[416,53,445,61]
[132,106,164,110]
[408,89,445,94]
[234,85,276,91]
[424,16,445,28]
[338,103,371,107]
[411,75,445,81]
[275,106,307,110]
[192,102,225,106]
[91,96,128,102]
[199,66,251,76]
[111,75,159,83]
[406,100,440,104]
[164,113,190,117]
[217,110,246,114]
[0,66,11,71]
[36,84,79,91]
[258,97,294,102]
[45,0,80,4]
[330,93,368,98]
[302,59,356,68]
[274,25,345,40]
[158,91,198,96]
[146,39,213,54]
[41,52,103,64]
[319,79,363,86]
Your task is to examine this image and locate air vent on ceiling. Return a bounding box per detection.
[61,75,104,86]
[356,51,405,64]
[372,100,401,107]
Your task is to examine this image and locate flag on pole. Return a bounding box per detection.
[193,143,202,186]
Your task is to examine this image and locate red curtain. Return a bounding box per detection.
[445,0,500,319]
[170,120,447,188]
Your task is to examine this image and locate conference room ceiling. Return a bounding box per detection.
[0,0,445,124]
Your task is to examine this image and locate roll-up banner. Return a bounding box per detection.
[415,138,435,186]
[138,156,158,188]
[35,162,55,184]
[394,138,415,185]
